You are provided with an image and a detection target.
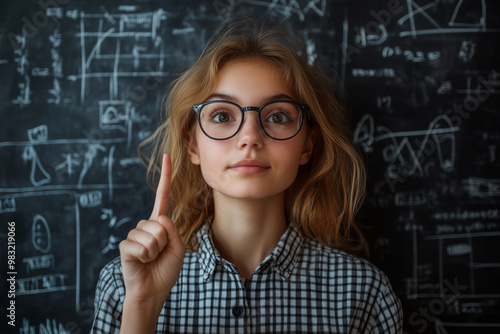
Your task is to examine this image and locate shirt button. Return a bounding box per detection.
[231,306,244,317]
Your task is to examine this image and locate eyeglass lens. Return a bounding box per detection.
[198,101,302,140]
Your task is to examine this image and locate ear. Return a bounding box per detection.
[186,132,201,165]
[299,128,317,165]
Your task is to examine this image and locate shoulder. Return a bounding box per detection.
[298,236,397,297]
[300,236,368,265]
[297,237,403,331]
[92,257,125,333]
[97,257,124,288]
[94,257,125,305]
[100,256,123,275]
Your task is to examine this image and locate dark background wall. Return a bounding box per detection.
[0,1,499,333]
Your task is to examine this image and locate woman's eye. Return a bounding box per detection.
[212,111,233,123]
[271,113,284,123]
[266,112,288,123]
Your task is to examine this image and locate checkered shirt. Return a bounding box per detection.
[92,223,403,333]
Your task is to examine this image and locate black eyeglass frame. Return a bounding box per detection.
[192,100,309,141]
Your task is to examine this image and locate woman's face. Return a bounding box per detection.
[188,57,315,201]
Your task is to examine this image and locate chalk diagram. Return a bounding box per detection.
[354,114,459,180]
[0,1,498,332]
[1,7,172,323]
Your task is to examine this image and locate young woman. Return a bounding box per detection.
[92,17,403,333]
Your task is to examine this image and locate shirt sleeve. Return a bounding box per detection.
[370,274,403,334]
[91,257,125,334]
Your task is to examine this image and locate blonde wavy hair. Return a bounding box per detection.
[139,17,367,255]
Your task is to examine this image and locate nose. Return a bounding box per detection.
[236,111,265,149]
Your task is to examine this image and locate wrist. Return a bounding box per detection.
[121,295,165,333]
[124,292,166,307]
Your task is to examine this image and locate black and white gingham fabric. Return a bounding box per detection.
[92,223,403,333]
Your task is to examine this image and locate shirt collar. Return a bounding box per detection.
[196,222,304,281]
[196,223,219,281]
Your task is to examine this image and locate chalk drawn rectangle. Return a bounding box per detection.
[99,100,130,132]
[0,191,80,313]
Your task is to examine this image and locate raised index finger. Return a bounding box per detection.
[150,153,172,220]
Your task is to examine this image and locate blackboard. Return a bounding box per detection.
[0,1,499,333]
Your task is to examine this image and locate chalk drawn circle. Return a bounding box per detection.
[32,214,51,254]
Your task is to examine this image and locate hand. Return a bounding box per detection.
[119,153,185,305]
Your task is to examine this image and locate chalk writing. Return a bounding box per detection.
[20,318,70,334]
[23,255,55,272]
[463,177,500,198]
[17,274,73,295]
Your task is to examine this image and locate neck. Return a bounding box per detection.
[211,191,287,279]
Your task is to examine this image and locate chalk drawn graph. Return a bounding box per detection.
[69,8,169,101]
[398,0,500,38]
[354,114,460,181]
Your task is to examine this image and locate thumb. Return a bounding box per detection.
[158,215,185,257]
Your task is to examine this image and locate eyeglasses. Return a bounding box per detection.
[192,100,309,140]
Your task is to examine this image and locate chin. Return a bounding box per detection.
[226,188,285,201]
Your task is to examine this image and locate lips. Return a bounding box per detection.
[228,159,270,174]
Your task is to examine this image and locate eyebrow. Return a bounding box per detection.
[205,93,295,104]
